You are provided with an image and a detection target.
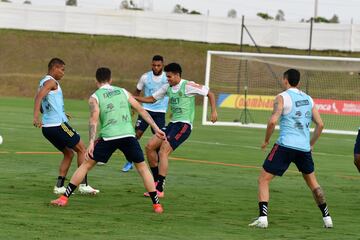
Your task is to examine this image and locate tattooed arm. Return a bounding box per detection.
[262,95,284,150]
[86,97,100,158]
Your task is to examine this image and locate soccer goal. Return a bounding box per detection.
[202,51,360,135]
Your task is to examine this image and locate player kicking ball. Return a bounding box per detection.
[51,67,165,213]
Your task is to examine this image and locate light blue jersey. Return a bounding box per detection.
[39,75,68,126]
[276,89,313,152]
[142,71,169,112]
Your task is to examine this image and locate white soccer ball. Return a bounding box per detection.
[0,135,3,145]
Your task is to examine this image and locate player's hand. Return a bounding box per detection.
[86,142,95,159]
[33,117,42,128]
[66,112,72,120]
[155,129,166,141]
[210,110,218,123]
[261,140,269,151]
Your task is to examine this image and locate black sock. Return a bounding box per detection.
[64,183,77,198]
[156,175,166,192]
[56,176,65,187]
[259,202,268,216]
[318,203,330,217]
[150,167,159,182]
[149,191,160,204]
[80,174,88,185]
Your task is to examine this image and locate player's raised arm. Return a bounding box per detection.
[129,94,166,140]
[134,95,156,103]
[33,79,57,128]
[262,95,283,150]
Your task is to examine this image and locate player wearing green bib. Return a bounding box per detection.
[51,67,166,214]
[135,63,218,197]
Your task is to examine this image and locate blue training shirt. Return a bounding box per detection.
[276,88,313,152]
[142,71,169,113]
[38,75,68,127]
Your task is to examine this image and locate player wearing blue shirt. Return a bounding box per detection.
[249,69,333,229]
[121,55,169,174]
[33,58,99,195]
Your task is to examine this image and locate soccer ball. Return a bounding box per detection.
[0,135,3,145]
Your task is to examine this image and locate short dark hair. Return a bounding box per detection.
[284,69,300,86]
[96,67,111,83]
[48,58,65,70]
[152,55,164,62]
[164,63,182,76]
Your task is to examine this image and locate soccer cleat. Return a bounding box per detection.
[248,216,268,228]
[50,195,68,206]
[53,186,66,195]
[96,162,106,166]
[122,161,133,172]
[78,184,100,195]
[153,203,164,214]
[323,216,333,228]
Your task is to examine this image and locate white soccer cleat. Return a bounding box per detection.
[96,162,106,166]
[249,216,268,228]
[79,184,100,195]
[53,186,66,195]
[323,216,333,228]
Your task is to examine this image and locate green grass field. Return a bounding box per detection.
[0,97,359,240]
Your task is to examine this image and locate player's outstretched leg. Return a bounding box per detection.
[51,159,97,206]
[135,162,163,214]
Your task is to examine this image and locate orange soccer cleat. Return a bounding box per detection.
[50,195,68,206]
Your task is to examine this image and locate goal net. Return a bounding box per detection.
[202,51,360,135]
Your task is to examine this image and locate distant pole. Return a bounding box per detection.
[240,15,245,51]
[314,0,318,18]
[308,17,313,55]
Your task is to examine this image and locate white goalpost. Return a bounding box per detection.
[202,51,360,135]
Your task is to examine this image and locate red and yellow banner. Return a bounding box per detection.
[217,93,360,116]
[217,94,274,110]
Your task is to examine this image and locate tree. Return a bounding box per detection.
[257,12,273,20]
[23,0,31,4]
[189,10,201,15]
[227,9,237,18]
[275,9,285,21]
[66,0,77,6]
[1,0,12,2]
[173,4,189,14]
[120,0,143,11]
[329,14,339,23]
[172,4,202,14]
[314,16,330,23]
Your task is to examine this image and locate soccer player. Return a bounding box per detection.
[354,130,360,172]
[121,55,169,172]
[134,62,217,197]
[248,69,333,228]
[50,67,165,213]
[33,58,99,195]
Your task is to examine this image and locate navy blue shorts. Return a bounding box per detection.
[91,137,144,164]
[354,130,360,155]
[135,110,166,134]
[263,144,314,176]
[164,122,192,151]
[42,122,80,151]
